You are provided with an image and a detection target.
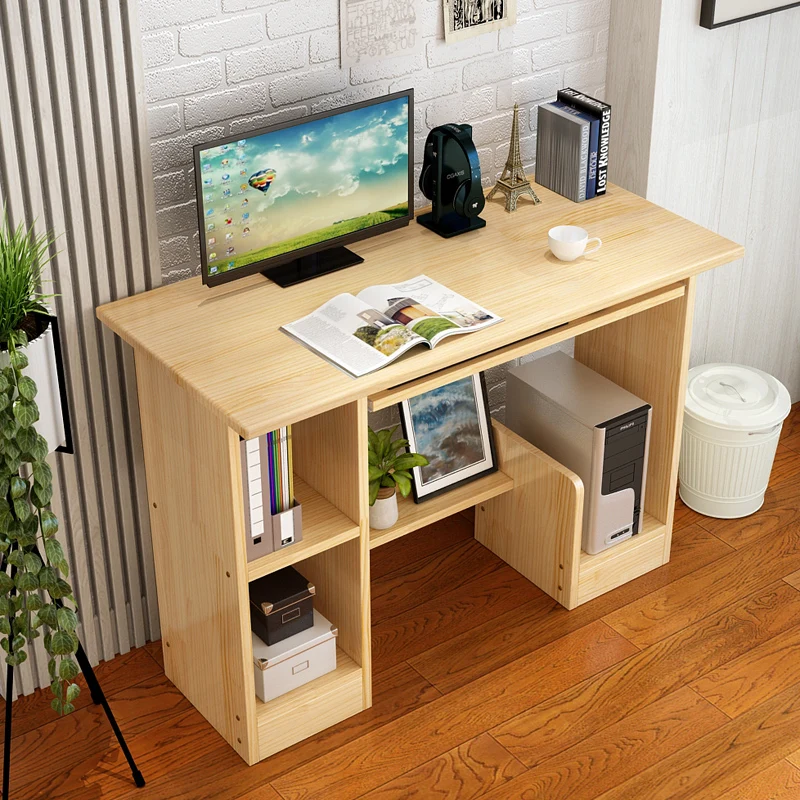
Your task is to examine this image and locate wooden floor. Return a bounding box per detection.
[3,403,800,799]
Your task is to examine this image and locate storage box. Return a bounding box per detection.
[249,565,315,646]
[252,609,337,703]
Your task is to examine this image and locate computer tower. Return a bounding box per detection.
[506,352,651,555]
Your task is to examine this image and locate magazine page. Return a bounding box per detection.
[280,293,426,378]
[356,274,502,347]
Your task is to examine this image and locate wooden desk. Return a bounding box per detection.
[98,183,743,765]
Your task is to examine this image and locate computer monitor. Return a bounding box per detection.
[194,90,414,288]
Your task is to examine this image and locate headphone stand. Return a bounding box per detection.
[417,210,486,238]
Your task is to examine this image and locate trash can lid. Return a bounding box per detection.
[685,363,792,431]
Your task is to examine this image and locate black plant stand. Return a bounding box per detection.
[1,550,145,798]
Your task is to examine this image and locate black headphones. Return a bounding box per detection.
[419,124,485,219]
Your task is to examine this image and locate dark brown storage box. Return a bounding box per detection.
[249,565,315,646]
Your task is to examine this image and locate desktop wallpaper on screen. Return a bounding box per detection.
[198,95,410,276]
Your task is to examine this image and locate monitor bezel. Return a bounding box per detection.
[193,89,415,288]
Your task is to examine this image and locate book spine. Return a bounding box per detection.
[287,424,294,506]
[557,89,611,195]
[577,122,589,202]
[586,117,599,199]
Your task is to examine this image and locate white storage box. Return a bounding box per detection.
[679,363,791,518]
[252,609,337,703]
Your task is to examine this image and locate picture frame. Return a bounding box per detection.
[400,373,497,502]
[443,0,517,43]
[700,0,800,28]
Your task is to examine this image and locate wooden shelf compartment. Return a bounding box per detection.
[255,648,362,760]
[369,470,514,550]
[576,513,666,606]
[247,476,360,582]
[250,533,370,760]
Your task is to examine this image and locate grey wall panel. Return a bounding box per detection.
[0,0,161,697]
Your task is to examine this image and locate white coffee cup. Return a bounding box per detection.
[548,225,602,262]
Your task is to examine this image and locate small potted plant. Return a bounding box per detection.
[368,426,428,530]
[0,214,79,714]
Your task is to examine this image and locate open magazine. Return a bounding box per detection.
[281,274,503,377]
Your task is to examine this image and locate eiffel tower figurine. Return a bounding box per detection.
[488,103,541,212]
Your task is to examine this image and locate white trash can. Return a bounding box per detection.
[679,363,791,518]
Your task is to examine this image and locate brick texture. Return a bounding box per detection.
[138,0,608,412]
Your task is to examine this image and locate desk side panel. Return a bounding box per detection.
[134,351,257,764]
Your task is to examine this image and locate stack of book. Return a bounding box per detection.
[535,88,611,203]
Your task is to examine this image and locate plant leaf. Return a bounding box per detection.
[23,551,42,574]
[56,607,78,631]
[16,376,36,401]
[15,571,38,592]
[367,465,384,482]
[45,537,64,566]
[50,629,74,655]
[59,656,80,681]
[393,453,429,471]
[368,480,380,507]
[393,472,412,497]
[12,399,37,428]
[10,475,27,499]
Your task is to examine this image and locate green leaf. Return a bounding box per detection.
[0,596,10,615]
[45,538,64,566]
[50,696,62,714]
[50,629,74,655]
[23,551,42,574]
[377,428,393,460]
[367,465,384,482]
[38,603,58,627]
[56,607,78,631]
[65,683,80,703]
[369,479,380,507]
[50,578,73,600]
[31,435,48,463]
[0,618,10,636]
[31,481,52,508]
[0,572,14,594]
[367,428,380,454]
[6,650,27,666]
[0,373,8,394]
[48,656,57,680]
[10,475,27,499]
[13,498,31,521]
[26,593,43,611]
[12,400,37,428]
[32,460,52,486]
[393,472,412,497]
[7,548,24,567]
[38,567,57,592]
[40,509,58,538]
[15,571,38,592]
[16,376,36,401]
[380,474,394,488]
[0,504,13,531]
[11,633,25,653]
[59,656,80,681]
[16,426,37,454]
[0,393,8,412]
[9,349,28,370]
[367,449,380,467]
[393,453,429,471]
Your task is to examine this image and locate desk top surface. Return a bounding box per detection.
[98,183,743,439]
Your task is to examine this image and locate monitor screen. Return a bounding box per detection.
[196,92,412,284]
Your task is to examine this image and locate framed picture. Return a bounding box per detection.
[443,0,517,43]
[700,0,799,28]
[400,373,497,502]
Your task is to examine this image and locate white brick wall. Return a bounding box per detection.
[139,0,609,417]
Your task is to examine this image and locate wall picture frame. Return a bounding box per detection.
[700,0,800,28]
[443,0,517,43]
[400,373,497,502]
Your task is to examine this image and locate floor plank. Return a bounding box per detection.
[491,582,800,767]
[372,563,543,673]
[712,759,800,800]
[370,513,473,582]
[691,624,800,717]
[0,644,162,741]
[603,520,800,647]
[271,622,636,800]
[780,404,800,451]
[784,569,800,591]
[411,524,732,693]
[786,748,800,769]
[479,686,727,800]
[107,661,441,800]
[370,538,501,624]
[357,732,525,800]
[592,681,800,800]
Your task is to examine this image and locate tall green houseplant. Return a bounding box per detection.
[0,215,79,714]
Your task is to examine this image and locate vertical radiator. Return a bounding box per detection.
[0,0,161,696]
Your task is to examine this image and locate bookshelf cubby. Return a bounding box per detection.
[99,181,743,766]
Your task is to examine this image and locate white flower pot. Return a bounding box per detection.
[369,488,398,530]
[0,317,67,453]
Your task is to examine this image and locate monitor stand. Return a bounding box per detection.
[262,246,364,288]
